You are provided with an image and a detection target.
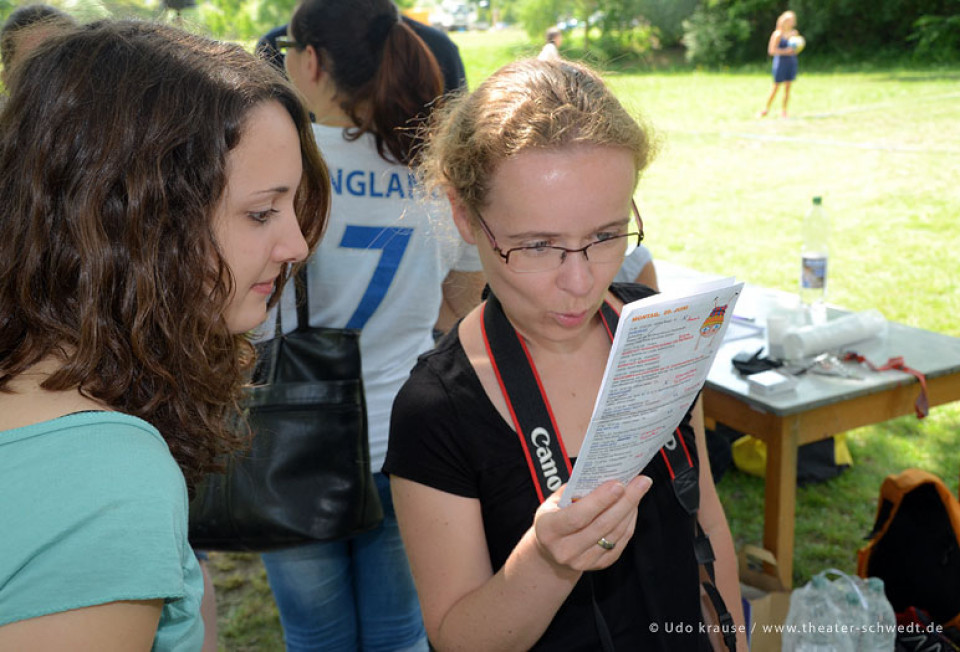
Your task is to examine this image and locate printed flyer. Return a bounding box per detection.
[559,278,743,506]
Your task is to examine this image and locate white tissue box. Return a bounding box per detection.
[748,370,798,396]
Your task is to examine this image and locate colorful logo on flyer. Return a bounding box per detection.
[699,303,728,338]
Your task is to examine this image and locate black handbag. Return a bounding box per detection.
[188,271,383,552]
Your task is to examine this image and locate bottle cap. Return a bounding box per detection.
[813,196,822,205]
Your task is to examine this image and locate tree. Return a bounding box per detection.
[681,0,960,65]
[253,0,296,35]
[633,0,697,47]
[515,0,567,40]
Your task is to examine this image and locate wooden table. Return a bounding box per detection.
[701,285,960,588]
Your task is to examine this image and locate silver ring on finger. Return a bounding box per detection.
[597,536,616,551]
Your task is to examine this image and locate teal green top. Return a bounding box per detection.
[0,411,203,651]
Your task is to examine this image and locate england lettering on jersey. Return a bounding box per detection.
[329,168,418,199]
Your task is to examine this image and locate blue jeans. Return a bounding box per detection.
[262,473,428,652]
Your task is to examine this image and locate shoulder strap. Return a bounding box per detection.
[258,266,312,385]
[294,265,310,332]
[659,429,700,515]
[268,265,311,337]
[661,440,737,652]
[479,292,621,502]
[481,293,573,502]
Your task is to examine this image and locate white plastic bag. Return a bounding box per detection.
[783,569,895,652]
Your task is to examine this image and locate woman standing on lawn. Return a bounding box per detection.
[385,58,746,650]
[0,19,327,650]
[260,0,484,650]
[760,10,800,118]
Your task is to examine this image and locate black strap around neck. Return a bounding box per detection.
[480,292,618,502]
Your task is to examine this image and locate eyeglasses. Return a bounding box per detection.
[275,37,305,51]
[473,201,644,274]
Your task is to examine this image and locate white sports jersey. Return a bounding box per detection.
[614,243,653,283]
[270,124,481,471]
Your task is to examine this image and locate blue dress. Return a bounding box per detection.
[772,37,798,83]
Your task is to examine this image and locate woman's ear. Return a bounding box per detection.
[448,192,477,245]
[303,44,323,83]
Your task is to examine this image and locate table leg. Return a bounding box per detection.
[763,416,799,588]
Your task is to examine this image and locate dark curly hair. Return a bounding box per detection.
[0,20,330,490]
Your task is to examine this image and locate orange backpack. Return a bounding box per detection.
[857,468,960,631]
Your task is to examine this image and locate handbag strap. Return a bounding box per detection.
[258,266,312,385]
[294,265,310,333]
[268,265,312,337]
[273,264,310,338]
[660,434,737,652]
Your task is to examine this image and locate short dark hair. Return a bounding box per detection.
[1,4,75,70]
[0,20,330,490]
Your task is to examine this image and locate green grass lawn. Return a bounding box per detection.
[209,29,960,649]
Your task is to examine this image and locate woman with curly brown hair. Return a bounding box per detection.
[0,20,329,650]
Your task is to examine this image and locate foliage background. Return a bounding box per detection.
[3,0,958,65]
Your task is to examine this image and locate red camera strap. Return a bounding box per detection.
[479,292,617,502]
[842,352,929,419]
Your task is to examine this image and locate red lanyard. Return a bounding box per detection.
[842,353,929,419]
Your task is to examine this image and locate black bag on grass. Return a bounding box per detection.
[857,469,960,634]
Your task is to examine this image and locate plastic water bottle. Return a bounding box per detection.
[800,196,829,323]
[839,589,865,651]
[859,577,896,651]
[783,575,856,652]
[824,578,865,651]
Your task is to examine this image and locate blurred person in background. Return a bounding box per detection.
[257,11,466,94]
[259,1,483,650]
[1,4,75,88]
[759,10,800,118]
[538,26,563,61]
